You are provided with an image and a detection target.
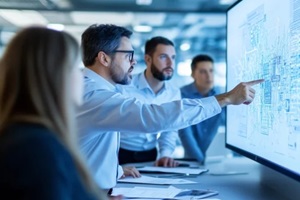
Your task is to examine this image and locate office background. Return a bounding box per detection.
[0,0,237,158]
[1,2,300,199]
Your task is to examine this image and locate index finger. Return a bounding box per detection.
[245,79,264,86]
[163,159,169,167]
[172,160,179,167]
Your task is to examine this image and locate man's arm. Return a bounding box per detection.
[155,131,179,167]
[79,90,221,133]
[79,79,263,134]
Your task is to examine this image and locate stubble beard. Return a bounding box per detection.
[151,63,173,81]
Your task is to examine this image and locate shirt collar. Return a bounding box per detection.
[136,71,168,93]
[190,82,216,97]
[83,67,116,91]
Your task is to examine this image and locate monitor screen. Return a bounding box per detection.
[226,0,300,181]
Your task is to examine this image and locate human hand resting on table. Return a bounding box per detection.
[154,157,179,167]
[120,166,141,178]
[109,195,123,200]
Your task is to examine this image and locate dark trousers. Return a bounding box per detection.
[118,147,157,165]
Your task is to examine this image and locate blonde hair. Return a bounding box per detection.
[0,27,105,199]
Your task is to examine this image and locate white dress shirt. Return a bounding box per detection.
[77,68,221,189]
[117,72,181,158]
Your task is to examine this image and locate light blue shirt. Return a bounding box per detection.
[117,72,181,158]
[77,68,221,189]
[179,82,225,163]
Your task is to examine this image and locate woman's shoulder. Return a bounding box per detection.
[0,123,96,200]
[0,123,72,169]
[0,123,65,153]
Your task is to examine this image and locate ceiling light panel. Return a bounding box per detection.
[41,11,74,25]
[136,0,152,5]
[71,11,134,26]
[133,13,165,26]
[0,9,48,27]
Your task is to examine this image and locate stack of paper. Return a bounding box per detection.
[118,175,197,185]
[112,186,218,199]
[112,186,182,199]
[137,166,208,175]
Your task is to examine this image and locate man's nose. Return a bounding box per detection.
[167,57,174,67]
[131,58,137,65]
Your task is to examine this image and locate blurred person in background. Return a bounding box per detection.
[179,54,225,164]
[117,36,180,167]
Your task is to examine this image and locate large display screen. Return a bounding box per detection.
[226,0,300,181]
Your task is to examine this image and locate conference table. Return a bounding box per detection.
[116,157,287,200]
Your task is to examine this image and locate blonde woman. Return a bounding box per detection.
[0,27,108,200]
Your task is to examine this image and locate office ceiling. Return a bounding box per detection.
[0,0,238,12]
[0,0,239,75]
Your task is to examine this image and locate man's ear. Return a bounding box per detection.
[144,54,152,65]
[96,51,111,67]
[191,70,195,79]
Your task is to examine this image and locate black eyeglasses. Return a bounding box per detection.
[113,50,134,62]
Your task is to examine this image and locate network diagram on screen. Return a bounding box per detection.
[227,0,300,175]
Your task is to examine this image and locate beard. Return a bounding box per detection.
[112,72,131,85]
[151,63,173,81]
[110,61,133,85]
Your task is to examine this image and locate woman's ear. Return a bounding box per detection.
[96,51,111,67]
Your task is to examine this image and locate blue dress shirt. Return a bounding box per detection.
[179,82,225,163]
[117,72,181,158]
[77,68,221,189]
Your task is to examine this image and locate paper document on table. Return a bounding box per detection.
[112,186,218,199]
[137,166,208,175]
[118,175,197,185]
[112,186,181,199]
[174,189,219,199]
